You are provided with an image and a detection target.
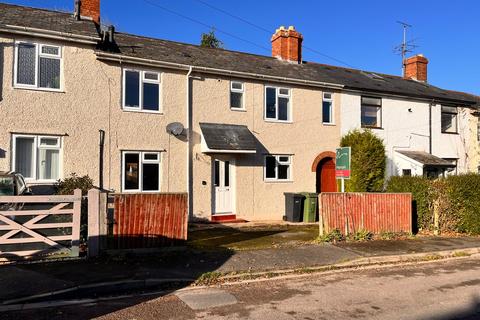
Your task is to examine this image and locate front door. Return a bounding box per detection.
[316,157,337,193]
[213,159,233,214]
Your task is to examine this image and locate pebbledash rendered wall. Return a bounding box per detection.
[190,75,341,221]
[340,92,476,177]
[0,35,187,194]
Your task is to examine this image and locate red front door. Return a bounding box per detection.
[316,157,336,193]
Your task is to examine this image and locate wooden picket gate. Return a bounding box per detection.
[0,190,82,261]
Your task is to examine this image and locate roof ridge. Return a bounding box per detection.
[114,31,280,61]
[0,1,72,16]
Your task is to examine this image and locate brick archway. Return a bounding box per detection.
[311,151,336,172]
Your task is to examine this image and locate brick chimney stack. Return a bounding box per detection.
[75,0,100,24]
[404,54,428,82]
[271,26,303,63]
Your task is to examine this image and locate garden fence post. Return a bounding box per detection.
[88,188,100,257]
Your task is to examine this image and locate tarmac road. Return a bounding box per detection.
[5,257,480,320]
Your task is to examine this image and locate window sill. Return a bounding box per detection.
[361,126,383,130]
[14,85,64,93]
[122,108,163,115]
[323,122,336,126]
[264,179,294,183]
[25,180,58,185]
[230,108,247,112]
[441,131,459,135]
[264,119,293,124]
[121,190,162,193]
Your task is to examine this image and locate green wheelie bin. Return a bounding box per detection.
[300,192,318,222]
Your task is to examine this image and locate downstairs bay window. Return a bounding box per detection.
[12,135,62,182]
[122,151,161,192]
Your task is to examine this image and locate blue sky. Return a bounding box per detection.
[5,0,480,94]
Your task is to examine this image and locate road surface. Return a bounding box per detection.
[5,257,480,319]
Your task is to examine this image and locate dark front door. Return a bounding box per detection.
[316,157,336,193]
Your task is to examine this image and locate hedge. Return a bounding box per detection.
[386,174,480,235]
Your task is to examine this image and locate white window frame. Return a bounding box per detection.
[322,92,334,125]
[230,81,245,110]
[11,134,63,183]
[13,41,63,92]
[361,96,382,128]
[122,69,162,113]
[264,86,292,122]
[121,151,161,192]
[264,155,293,182]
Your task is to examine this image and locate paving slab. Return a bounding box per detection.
[336,237,480,257]
[217,244,362,272]
[175,288,237,310]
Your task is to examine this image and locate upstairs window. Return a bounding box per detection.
[265,87,291,122]
[123,70,161,112]
[264,155,292,181]
[122,151,161,192]
[12,135,62,181]
[322,92,334,124]
[230,81,244,110]
[15,42,62,90]
[441,106,458,133]
[361,96,382,128]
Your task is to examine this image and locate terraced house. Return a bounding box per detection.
[0,1,478,221]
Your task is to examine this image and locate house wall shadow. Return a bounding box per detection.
[0,225,286,319]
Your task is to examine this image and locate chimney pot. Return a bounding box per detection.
[404,54,429,82]
[271,26,303,63]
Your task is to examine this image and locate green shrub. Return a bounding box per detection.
[340,129,386,192]
[351,229,373,241]
[318,229,344,243]
[386,176,433,231]
[55,173,94,196]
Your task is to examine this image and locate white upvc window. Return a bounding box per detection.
[12,134,62,182]
[122,151,161,192]
[122,69,161,112]
[265,86,291,122]
[322,92,334,124]
[230,81,245,110]
[14,42,62,91]
[264,155,292,181]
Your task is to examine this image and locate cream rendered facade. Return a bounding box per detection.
[340,92,478,177]
[190,76,341,220]
[0,34,187,194]
[0,33,342,221]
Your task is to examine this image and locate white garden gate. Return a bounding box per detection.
[0,189,82,261]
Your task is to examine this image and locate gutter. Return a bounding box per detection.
[0,24,100,45]
[95,52,344,90]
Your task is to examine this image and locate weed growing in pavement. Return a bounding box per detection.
[195,271,222,285]
[424,254,443,261]
[453,251,471,257]
[317,229,344,243]
[351,229,373,242]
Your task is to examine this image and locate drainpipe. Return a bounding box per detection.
[186,66,193,219]
[98,129,105,190]
[429,101,434,154]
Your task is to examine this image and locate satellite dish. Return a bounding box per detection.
[166,122,185,136]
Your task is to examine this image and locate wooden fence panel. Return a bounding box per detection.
[0,189,82,260]
[320,193,412,235]
[111,193,188,249]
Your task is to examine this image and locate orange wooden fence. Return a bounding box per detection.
[319,193,412,235]
[111,193,188,249]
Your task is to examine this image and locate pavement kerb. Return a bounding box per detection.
[2,246,480,312]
